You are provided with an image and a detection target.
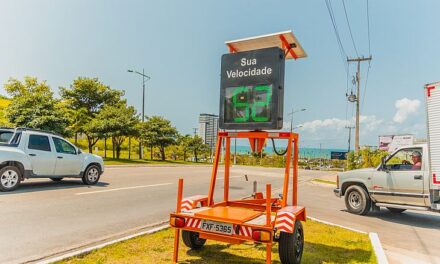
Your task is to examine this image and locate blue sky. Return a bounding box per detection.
[0,0,438,149]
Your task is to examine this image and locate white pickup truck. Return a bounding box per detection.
[334,82,440,214]
[0,128,104,192]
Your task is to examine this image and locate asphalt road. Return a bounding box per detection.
[0,165,439,264]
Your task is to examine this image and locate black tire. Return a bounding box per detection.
[182,230,206,250]
[50,178,63,182]
[82,165,101,185]
[387,207,406,214]
[345,185,371,215]
[278,220,304,264]
[0,166,21,192]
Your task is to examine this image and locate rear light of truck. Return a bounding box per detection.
[336,175,339,187]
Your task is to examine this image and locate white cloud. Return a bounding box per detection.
[393,98,420,123]
[299,115,382,134]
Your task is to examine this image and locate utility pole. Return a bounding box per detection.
[345,125,355,152]
[193,128,198,136]
[347,56,372,153]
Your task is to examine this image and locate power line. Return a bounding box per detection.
[342,0,359,56]
[325,0,348,74]
[361,62,371,111]
[367,0,371,55]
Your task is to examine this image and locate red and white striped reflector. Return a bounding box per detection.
[185,218,202,228]
[180,199,195,212]
[275,211,295,233]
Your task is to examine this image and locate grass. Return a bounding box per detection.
[312,178,337,185]
[58,220,376,264]
[103,158,209,166]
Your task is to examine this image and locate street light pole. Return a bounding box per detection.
[288,108,306,132]
[128,68,151,160]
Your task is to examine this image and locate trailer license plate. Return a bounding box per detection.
[200,220,233,235]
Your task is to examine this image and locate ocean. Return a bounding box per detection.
[231,145,347,159]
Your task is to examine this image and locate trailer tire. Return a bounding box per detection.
[182,230,206,250]
[387,207,406,214]
[278,220,304,264]
[345,185,371,215]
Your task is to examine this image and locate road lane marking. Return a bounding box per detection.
[75,183,173,195]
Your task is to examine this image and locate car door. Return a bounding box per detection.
[27,134,56,176]
[52,137,83,176]
[373,148,425,206]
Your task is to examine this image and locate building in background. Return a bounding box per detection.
[198,113,219,153]
[379,134,414,152]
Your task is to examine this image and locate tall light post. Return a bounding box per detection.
[128,68,151,159]
[288,108,306,132]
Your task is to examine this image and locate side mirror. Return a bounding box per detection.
[77,149,82,154]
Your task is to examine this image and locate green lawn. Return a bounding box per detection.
[104,158,209,166]
[58,220,376,264]
[312,178,337,185]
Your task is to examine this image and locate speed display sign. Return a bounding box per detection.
[219,47,285,130]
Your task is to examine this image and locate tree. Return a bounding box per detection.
[4,77,70,135]
[177,134,193,161]
[140,116,178,161]
[91,101,139,159]
[60,77,124,153]
[188,135,209,162]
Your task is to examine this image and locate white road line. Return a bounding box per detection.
[75,183,173,195]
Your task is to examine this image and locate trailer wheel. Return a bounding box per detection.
[387,207,406,214]
[278,220,304,264]
[182,230,206,250]
[345,185,371,215]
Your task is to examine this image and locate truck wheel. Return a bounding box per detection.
[278,220,304,264]
[182,230,206,250]
[387,207,406,214]
[345,185,371,215]
[0,166,21,192]
[51,178,63,182]
[82,165,101,185]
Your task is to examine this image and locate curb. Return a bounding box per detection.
[37,224,170,264]
[105,164,212,168]
[308,216,388,264]
[369,232,389,264]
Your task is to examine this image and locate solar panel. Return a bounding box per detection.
[225,30,307,60]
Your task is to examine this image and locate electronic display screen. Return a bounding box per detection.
[224,85,273,123]
[219,47,285,130]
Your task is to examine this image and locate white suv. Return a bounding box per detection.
[0,128,104,191]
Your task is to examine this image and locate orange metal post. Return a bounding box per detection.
[266,184,271,226]
[208,136,223,206]
[293,136,299,206]
[281,134,293,207]
[266,183,272,264]
[224,137,231,202]
[173,178,184,263]
[266,243,272,264]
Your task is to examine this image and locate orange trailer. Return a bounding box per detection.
[170,31,307,264]
[170,131,306,263]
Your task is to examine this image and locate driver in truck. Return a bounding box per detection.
[411,150,422,170]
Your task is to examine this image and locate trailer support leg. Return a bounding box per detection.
[173,178,184,263]
[173,229,180,263]
[266,243,272,264]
